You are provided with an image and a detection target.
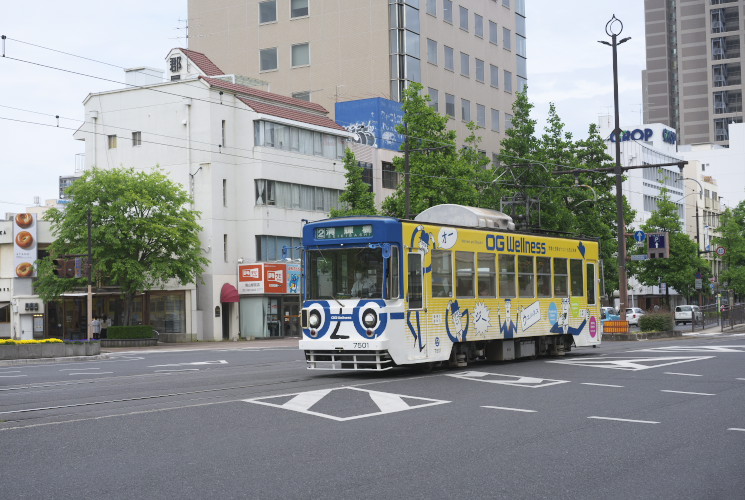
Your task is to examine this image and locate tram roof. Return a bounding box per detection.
[414,204,515,231]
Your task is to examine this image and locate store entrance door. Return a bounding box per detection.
[283,301,300,337]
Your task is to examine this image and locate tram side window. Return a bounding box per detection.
[407,253,423,308]
[554,258,568,296]
[586,263,596,305]
[498,254,516,297]
[477,253,496,297]
[570,259,584,296]
[389,247,400,299]
[518,255,535,298]
[431,250,453,297]
[456,251,475,297]
[536,256,551,297]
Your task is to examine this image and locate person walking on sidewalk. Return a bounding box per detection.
[91,316,102,340]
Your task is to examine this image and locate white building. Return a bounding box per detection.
[72,48,353,341]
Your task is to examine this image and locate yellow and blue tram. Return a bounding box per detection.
[300,204,602,370]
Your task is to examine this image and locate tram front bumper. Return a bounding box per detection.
[299,339,393,370]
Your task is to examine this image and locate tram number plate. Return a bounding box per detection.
[353,342,369,349]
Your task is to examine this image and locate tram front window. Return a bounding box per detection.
[307,247,385,299]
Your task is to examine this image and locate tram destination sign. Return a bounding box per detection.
[315,224,373,240]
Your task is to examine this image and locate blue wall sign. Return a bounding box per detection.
[335,98,405,152]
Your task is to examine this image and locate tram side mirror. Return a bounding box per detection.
[381,244,391,259]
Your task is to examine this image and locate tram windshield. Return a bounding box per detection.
[306,247,386,300]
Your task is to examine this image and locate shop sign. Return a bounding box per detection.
[13,213,37,278]
[238,264,264,294]
[238,263,298,294]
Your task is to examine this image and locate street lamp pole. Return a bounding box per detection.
[600,15,631,320]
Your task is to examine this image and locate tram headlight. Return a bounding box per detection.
[362,309,378,329]
[308,310,322,329]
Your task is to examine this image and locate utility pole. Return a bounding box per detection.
[86,209,93,340]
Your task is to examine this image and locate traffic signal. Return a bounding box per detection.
[52,258,76,278]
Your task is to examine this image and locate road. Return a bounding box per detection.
[2,334,744,499]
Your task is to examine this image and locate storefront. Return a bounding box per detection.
[238,262,301,338]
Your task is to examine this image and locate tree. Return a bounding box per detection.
[382,82,486,217]
[35,167,209,325]
[714,202,745,297]
[632,188,710,305]
[330,148,378,217]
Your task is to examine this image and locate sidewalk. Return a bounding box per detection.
[604,322,745,341]
[101,336,301,353]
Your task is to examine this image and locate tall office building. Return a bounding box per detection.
[642,0,744,146]
[187,0,526,156]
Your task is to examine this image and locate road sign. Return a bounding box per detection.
[631,254,649,261]
[634,230,646,243]
[695,279,703,290]
[716,246,726,256]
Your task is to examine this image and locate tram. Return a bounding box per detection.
[299,204,602,370]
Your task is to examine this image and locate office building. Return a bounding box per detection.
[642,0,744,146]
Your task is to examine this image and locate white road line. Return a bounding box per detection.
[736,378,745,381]
[661,390,715,396]
[67,372,114,376]
[482,406,536,413]
[59,367,101,371]
[149,360,227,367]
[154,369,200,373]
[581,383,624,388]
[728,428,745,432]
[664,372,703,377]
[588,416,659,424]
[0,375,27,378]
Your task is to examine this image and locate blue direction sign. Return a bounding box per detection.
[634,230,646,243]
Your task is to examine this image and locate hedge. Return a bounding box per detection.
[107,325,156,339]
[639,313,674,332]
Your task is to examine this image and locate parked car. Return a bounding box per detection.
[625,307,646,325]
[674,305,703,325]
[600,307,618,320]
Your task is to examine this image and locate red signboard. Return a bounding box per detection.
[237,263,289,294]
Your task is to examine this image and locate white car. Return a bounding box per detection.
[675,305,702,325]
[625,307,645,326]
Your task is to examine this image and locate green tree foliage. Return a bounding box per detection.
[382,82,487,217]
[330,148,378,217]
[632,188,710,304]
[714,202,745,296]
[35,167,209,324]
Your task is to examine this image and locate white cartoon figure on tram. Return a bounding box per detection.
[411,225,435,273]
[550,297,588,335]
[472,302,492,336]
[445,299,469,342]
[499,298,518,339]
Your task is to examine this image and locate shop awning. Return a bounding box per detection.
[221,283,240,303]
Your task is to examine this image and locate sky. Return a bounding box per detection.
[1,1,651,217]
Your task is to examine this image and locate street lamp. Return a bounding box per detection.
[599,15,631,320]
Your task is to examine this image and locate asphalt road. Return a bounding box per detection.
[2,333,744,499]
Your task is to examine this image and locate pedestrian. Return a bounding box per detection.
[91,316,102,339]
[101,315,110,339]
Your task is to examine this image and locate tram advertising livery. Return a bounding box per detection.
[300,204,601,370]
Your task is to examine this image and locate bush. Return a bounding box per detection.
[107,325,156,339]
[639,313,674,332]
[0,338,64,345]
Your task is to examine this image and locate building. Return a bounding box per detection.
[187,0,526,160]
[72,48,352,341]
[642,0,744,146]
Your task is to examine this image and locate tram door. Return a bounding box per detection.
[406,252,428,358]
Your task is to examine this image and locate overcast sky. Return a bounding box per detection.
[0,1,648,217]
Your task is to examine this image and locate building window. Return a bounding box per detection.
[255,179,342,212]
[256,235,303,261]
[360,161,373,191]
[382,161,399,189]
[505,113,513,130]
[475,58,485,82]
[221,120,226,147]
[459,6,469,31]
[427,38,438,65]
[476,104,486,128]
[427,87,439,111]
[223,179,227,207]
[504,69,513,92]
[107,135,117,149]
[426,0,436,16]
[490,64,499,88]
[503,0,510,7]
[224,234,229,263]
[259,0,277,23]
[491,109,500,131]
[474,14,484,38]
[461,98,471,122]
[260,47,278,71]
[460,52,469,77]
[445,93,455,117]
[290,0,308,18]
[292,43,310,67]
[489,20,498,45]
[292,91,311,101]
[443,0,453,23]
[149,292,186,334]
[444,45,454,71]
[254,120,345,159]
[132,131,141,146]
[503,27,512,50]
